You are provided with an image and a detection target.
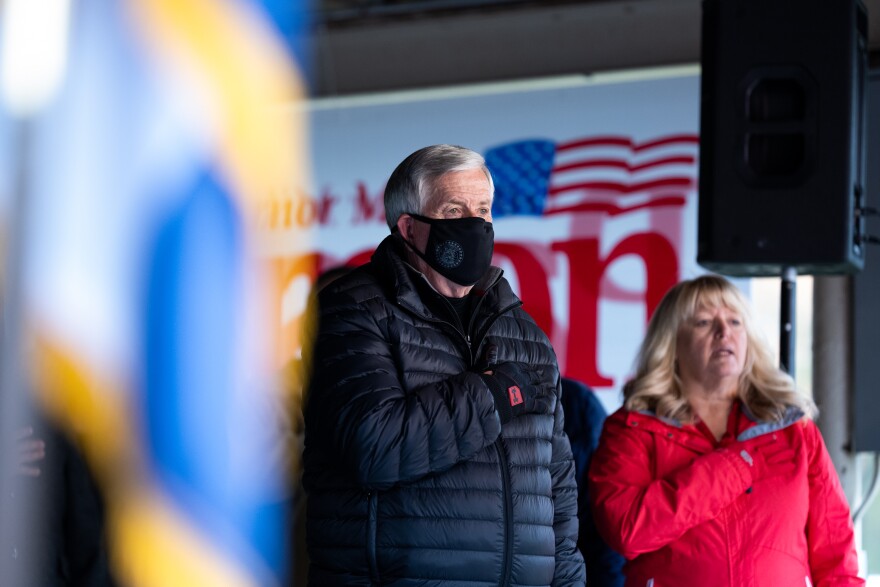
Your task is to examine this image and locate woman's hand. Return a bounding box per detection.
[733,433,797,490]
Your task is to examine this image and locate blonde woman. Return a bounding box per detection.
[588,274,862,586]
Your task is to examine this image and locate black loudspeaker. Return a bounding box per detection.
[698,0,869,276]
[853,71,880,452]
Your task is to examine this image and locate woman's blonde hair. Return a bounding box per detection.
[623,274,816,423]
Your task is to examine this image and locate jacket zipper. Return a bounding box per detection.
[367,491,379,584]
[399,297,521,367]
[471,298,521,587]
[468,300,523,365]
[495,438,513,587]
[399,283,522,586]
[396,270,521,366]
[460,296,520,587]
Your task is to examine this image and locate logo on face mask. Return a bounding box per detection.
[435,240,465,269]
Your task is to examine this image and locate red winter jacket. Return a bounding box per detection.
[588,402,863,587]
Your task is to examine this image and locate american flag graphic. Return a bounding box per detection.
[486,134,700,218]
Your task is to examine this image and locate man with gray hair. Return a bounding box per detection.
[303,144,586,585]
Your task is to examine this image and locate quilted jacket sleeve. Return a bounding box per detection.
[587,410,753,559]
[802,421,864,586]
[306,287,502,491]
[550,381,587,586]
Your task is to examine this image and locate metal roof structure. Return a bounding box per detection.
[303,0,880,97]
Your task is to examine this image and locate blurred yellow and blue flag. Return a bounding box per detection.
[0,0,309,585]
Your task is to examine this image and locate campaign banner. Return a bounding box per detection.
[261,69,708,410]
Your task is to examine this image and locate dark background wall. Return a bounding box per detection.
[305,0,880,97]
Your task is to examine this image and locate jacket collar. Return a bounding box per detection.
[735,404,805,441]
[629,401,805,442]
[371,233,516,320]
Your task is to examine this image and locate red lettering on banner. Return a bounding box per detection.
[256,199,281,231]
[267,253,322,366]
[343,249,375,268]
[256,191,337,230]
[552,238,613,387]
[353,182,385,223]
[267,250,373,367]
[315,191,337,225]
[271,232,679,387]
[493,243,553,337]
[603,233,678,317]
[553,232,678,388]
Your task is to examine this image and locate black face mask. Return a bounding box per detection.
[400,213,495,286]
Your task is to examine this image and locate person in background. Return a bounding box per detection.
[302,144,585,585]
[560,377,625,587]
[7,410,117,586]
[277,356,306,587]
[1,285,115,585]
[588,274,863,586]
[282,265,353,587]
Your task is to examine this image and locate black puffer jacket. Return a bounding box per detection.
[303,234,585,586]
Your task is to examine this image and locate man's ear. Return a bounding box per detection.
[396,214,413,240]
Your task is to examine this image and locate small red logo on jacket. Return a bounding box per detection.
[508,385,523,406]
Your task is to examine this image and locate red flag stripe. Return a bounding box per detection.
[556,134,699,152]
[543,195,688,216]
[552,155,697,174]
[548,177,695,196]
